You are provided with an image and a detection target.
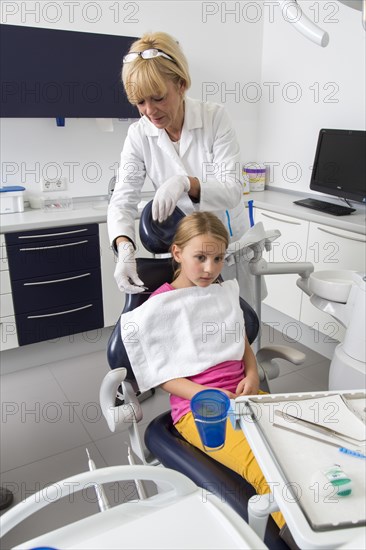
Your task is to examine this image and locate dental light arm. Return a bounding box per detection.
[278,0,330,47]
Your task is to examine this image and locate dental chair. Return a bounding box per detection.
[100,202,306,550]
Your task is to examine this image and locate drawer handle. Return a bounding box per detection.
[18,229,89,239]
[27,304,93,319]
[260,212,302,225]
[317,227,366,243]
[20,240,89,251]
[23,273,91,286]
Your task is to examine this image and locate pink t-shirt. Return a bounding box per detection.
[150,282,245,424]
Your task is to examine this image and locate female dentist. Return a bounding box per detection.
[108,32,251,300]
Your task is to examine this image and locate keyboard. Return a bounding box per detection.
[293,198,356,216]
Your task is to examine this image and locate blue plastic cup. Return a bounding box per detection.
[191,389,230,452]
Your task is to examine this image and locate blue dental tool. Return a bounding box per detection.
[248,200,254,227]
[225,210,233,237]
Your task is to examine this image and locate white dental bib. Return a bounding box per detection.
[121,279,245,393]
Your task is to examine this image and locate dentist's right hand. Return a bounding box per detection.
[114,241,145,294]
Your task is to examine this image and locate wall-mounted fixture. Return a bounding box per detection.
[0,25,139,119]
[278,0,365,47]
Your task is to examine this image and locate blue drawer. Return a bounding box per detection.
[5,224,98,245]
[11,268,103,314]
[6,234,100,280]
[15,299,104,346]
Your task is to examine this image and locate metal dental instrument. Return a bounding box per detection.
[86,448,110,512]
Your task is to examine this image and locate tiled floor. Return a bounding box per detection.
[0,325,330,549]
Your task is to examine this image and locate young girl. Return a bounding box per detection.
[151,211,285,530]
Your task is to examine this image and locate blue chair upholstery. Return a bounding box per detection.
[107,261,288,549]
[107,202,289,549]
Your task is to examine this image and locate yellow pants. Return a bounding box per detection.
[175,411,285,529]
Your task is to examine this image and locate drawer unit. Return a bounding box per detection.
[5,224,98,245]
[4,224,104,346]
[6,234,100,280]
[11,268,102,314]
[15,300,104,346]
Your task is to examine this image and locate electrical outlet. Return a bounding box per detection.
[41,177,67,192]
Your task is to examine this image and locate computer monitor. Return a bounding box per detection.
[310,129,366,204]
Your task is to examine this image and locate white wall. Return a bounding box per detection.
[257,1,366,194]
[1,2,365,200]
[0,1,264,198]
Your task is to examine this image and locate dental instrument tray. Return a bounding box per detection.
[238,391,366,532]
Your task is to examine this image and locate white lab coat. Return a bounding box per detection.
[108,97,259,307]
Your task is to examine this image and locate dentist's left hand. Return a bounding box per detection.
[152,175,190,223]
[114,242,145,294]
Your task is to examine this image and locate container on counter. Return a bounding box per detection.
[242,164,266,192]
[0,186,25,214]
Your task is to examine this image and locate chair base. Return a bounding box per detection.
[115,387,155,407]
[0,487,13,511]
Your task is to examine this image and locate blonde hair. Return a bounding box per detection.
[171,212,229,281]
[122,32,191,105]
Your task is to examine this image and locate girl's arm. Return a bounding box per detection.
[160,378,236,400]
[235,335,260,396]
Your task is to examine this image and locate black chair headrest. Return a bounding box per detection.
[139,200,185,254]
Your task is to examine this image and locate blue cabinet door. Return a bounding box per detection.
[15,299,104,346]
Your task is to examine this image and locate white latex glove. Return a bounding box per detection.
[114,242,145,294]
[152,175,190,223]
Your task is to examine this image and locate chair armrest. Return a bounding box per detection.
[256,345,306,381]
[99,368,142,432]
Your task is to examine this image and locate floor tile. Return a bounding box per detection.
[0,364,55,396]
[271,355,330,378]
[296,360,331,391]
[48,350,115,441]
[138,387,171,427]
[260,324,329,367]
[93,431,156,498]
[1,374,91,472]
[0,442,133,550]
[268,371,320,394]
[0,326,333,549]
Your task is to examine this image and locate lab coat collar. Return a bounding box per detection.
[141,97,202,164]
[180,97,202,157]
[142,97,202,137]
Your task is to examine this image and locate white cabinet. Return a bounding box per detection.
[0,234,18,351]
[299,223,366,341]
[254,208,309,320]
[99,221,153,328]
[99,223,125,328]
[254,208,366,343]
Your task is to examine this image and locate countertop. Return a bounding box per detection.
[0,195,151,234]
[1,189,365,235]
[248,189,366,235]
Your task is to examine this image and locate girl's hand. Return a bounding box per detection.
[211,388,236,400]
[235,375,260,397]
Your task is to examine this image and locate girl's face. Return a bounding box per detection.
[171,233,226,289]
[136,79,185,131]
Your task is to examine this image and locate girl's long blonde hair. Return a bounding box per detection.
[171,212,229,281]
